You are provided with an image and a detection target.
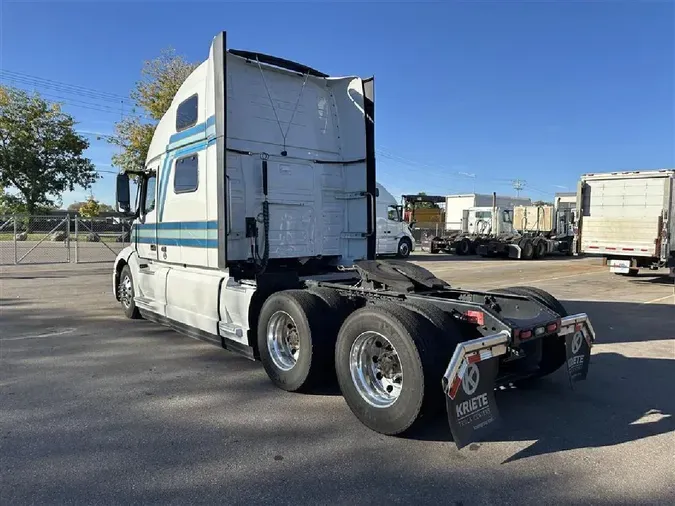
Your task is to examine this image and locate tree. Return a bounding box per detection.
[0,86,98,215]
[68,199,114,214]
[109,48,198,173]
[78,196,101,218]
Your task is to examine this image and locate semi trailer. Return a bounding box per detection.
[425,205,515,255]
[445,193,531,231]
[576,169,675,277]
[477,204,576,260]
[112,31,596,449]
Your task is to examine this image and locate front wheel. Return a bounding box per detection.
[396,238,412,258]
[118,265,141,319]
[335,305,441,435]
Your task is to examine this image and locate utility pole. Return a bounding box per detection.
[512,179,526,197]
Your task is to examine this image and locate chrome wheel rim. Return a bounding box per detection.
[120,275,133,308]
[267,311,300,371]
[349,331,403,408]
[399,242,409,256]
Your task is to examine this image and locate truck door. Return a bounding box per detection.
[379,205,400,254]
[386,205,406,252]
[134,172,162,304]
[135,173,158,262]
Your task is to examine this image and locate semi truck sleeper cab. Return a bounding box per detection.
[113,31,596,449]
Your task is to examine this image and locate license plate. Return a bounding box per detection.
[609,259,630,274]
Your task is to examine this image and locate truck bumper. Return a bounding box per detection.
[442,313,596,449]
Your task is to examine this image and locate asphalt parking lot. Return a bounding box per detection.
[1,254,674,505]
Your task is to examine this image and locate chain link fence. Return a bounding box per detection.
[0,214,131,265]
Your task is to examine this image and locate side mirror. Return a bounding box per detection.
[116,173,131,213]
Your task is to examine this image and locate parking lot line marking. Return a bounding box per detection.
[642,294,675,305]
[0,328,76,341]
[479,268,608,288]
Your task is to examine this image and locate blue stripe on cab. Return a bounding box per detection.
[136,236,217,248]
[156,115,217,222]
[134,220,217,230]
[169,122,206,145]
[158,139,209,221]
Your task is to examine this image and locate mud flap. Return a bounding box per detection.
[558,313,595,383]
[442,331,510,450]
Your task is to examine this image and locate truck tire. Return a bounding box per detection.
[118,264,141,319]
[307,286,354,323]
[335,305,442,435]
[258,290,335,392]
[456,238,471,256]
[382,299,462,393]
[399,300,463,396]
[491,286,567,379]
[397,237,412,259]
[519,238,534,260]
[533,239,547,259]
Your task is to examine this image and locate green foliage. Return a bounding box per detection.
[0,86,98,215]
[109,48,198,173]
[78,196,101,217]
[67,199,114,213]
[109,118,156,175]
[132,48,198,121]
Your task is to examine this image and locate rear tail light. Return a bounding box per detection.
[464,310,485,326]
[546,321,559,333]
[519,329,533,340]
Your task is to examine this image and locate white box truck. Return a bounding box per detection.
[111,31,596,449]
[577,169,675,276]
[445,194,531,231]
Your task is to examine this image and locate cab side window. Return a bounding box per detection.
[176,94,198,131]
[144,175,157,213]
[387,205,401,222]
[174,155,198,193]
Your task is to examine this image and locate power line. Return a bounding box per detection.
[1,77,148,119]
[0,70,131,103]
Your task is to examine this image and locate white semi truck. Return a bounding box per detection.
[376,183,415,258]
[577,169,675,277]
[477,203,576,259]
[112,32,596,449]
[445,193,531,231]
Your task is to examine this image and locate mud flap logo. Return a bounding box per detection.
[566,327,591,382]
[446,358,500,449]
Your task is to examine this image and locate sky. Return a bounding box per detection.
[1,0,673,207]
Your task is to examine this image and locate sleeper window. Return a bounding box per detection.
[174,155,198,193]
[176,94,198,131]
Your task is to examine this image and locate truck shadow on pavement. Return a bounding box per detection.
[409,253,594,264]
[626,272,675,285]
[410,299,675,461]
